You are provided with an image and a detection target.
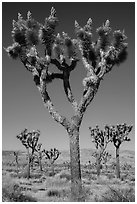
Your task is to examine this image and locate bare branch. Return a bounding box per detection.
[77,81,100,121]
[63,72,78,111]
[50,58,63,71]
[33,71,71,130]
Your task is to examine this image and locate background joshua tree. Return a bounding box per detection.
[16,128,40,179]
[11,151,20,175]
[109,123,133,178]
[101,151,112,171]
[5,7,128,201]
[89,125,112,177]
[43,148,60,175]
[34,143,44,172]
[91,150,111,173]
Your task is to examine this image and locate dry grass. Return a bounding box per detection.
[2,149,135,202]
[97,186,135,202]
[2,175,37,202]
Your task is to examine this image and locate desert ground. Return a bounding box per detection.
[2,148,135,202]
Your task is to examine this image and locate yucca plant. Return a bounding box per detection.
[108,123,132,178]
[43,148,60,175]
[89,125,112,177]
[6,8,128,201]
[16,128,40,179]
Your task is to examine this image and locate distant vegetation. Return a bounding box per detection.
[2,148,135,202]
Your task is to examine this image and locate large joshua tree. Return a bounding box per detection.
[109,123,133,178]
[16,128,40,179]
[6,8,128,201]
[89,125,112,177]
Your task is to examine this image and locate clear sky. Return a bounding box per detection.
[2,2,135,151]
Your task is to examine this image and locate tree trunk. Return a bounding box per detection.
[69,127,85,202]
[96,154,101,177]
[115,146,120,178]
[39,154,43,172]
[27,149,31,179]
[51,161,55,176]
[15,157,19,175]
[30,149,35,168]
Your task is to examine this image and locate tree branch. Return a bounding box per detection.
[77,81,100,123]
[50,73,64,80]
[63,71,78,111]
[69,59,79,72]
[33,72,71,130]
[50,58,63,71]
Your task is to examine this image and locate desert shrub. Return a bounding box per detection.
[56,170,71,181]
[106,173,115,180]
[2,176,36,202]
[110,161,116,170]
[47,189,61,197]
[98,186,135,202]
[48,171,56,177]
[18,171,29,178]
[45,176,67,188]
[10,172,18,178]
[129,176,135,182]
[30,173,42,179]
[121,163,132,171]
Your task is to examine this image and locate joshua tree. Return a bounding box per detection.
[34,143,45,171]
[6,8,128,201]
[91,150,111,172]
[11,151,20,174]
[43,148,60,175]
[101,151,112,171]
[89,125,112,176]
[109,123,133,178]
[16,128,40,179]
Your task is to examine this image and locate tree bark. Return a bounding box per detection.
[68,127,85,202]
[51,161,55,176]
[115,146,120,178]
[27,148,31,179]
[39,154,43,172]
[96,156,101,177]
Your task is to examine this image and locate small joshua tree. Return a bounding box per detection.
[11,151,20,175]
[34,143,45,172]
[109,123,133,178]
[43,148,60,175]
[89,125,112,177]
[91,150,111,172]
[6,8,128,201]
[16,128,40,179]
[101,151,111,171]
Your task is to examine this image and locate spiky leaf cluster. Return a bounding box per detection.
[12,12,40,46]
[43,148,60,163]
[96,20,111,51]
[62,32,77,60]
[39,7,58,56]
[90,123,132,149]
[75,18,128,73]
[89,125,113,149]
[108,123,133,147]
[16,128,40,150]
[52,33,64,60]
[5,43,21,59]
[105,30,128,68]
[6,8,59,61]
[75,19,97,66]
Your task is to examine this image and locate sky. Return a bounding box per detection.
[2,2,135,151]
